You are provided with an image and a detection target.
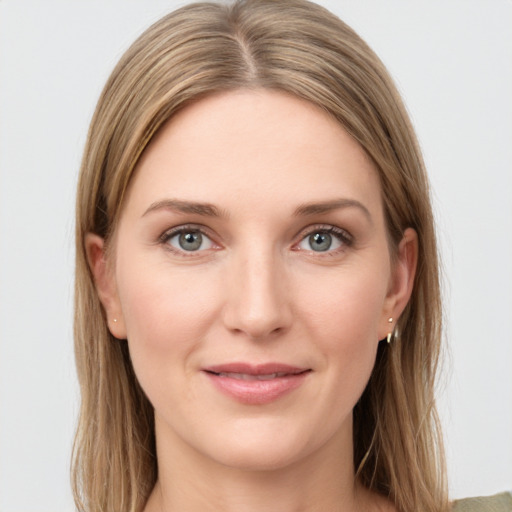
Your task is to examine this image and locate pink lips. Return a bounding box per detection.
[203,363,311,405]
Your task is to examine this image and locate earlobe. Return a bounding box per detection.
[85,233,127,339]
[380,228,418,340]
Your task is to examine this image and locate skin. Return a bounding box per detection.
[87,90,417,512]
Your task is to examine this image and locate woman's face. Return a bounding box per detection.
[90,90,415,472]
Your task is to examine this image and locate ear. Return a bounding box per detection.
[379,227,418,340]
[85,233,127,339]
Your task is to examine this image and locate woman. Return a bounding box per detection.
[72,1,510,511]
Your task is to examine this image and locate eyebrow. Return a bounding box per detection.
[142,197,371,222]
[293,198,372,222]
[142,199,227,218]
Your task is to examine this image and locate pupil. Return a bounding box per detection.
[310,232,331,252]
[179,231,202,251]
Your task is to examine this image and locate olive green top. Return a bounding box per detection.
[452,492,512,511]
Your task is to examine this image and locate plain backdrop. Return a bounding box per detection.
[0,1,511,511]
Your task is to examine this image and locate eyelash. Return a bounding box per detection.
[158,223,353,256]
[293,224,353,255]
[158,224,219,256]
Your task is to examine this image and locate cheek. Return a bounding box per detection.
[114,260,223,410]
[301,264,388,340]
[115,257,221,355]
[297,264,388,386]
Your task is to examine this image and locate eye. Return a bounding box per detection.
[296,227,351,253]
[164,228,215,252]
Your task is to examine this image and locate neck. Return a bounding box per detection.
[144,418,378,512]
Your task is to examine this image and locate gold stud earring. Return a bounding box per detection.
[113,318,118,323]
[387,317,393,344]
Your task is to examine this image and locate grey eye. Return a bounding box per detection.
[168,230,213,252]
[308,232,332,252]
[179,232,202,251]
[297,230,344,252]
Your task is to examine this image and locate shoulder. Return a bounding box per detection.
[452,492,512,512]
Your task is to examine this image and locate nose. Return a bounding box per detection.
[221,248,292,340]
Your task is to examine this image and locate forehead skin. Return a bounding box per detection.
[122,89,384,234]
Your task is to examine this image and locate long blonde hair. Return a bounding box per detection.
[73,1,447,511]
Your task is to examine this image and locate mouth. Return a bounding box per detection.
[202,363,311,405]
[209,371,302,381]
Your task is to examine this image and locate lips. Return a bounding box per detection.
[202,363,311,405]
[213,371,294,381]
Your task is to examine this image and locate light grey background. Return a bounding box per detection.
[1,1,511,510]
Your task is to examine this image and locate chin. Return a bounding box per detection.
[195,416,343,473]
[210,441,309,472]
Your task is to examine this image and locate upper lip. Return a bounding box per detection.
[203,363,310,376]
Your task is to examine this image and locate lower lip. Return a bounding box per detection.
[204,371,310,405]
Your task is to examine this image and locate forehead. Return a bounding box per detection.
[124,89,382,219]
